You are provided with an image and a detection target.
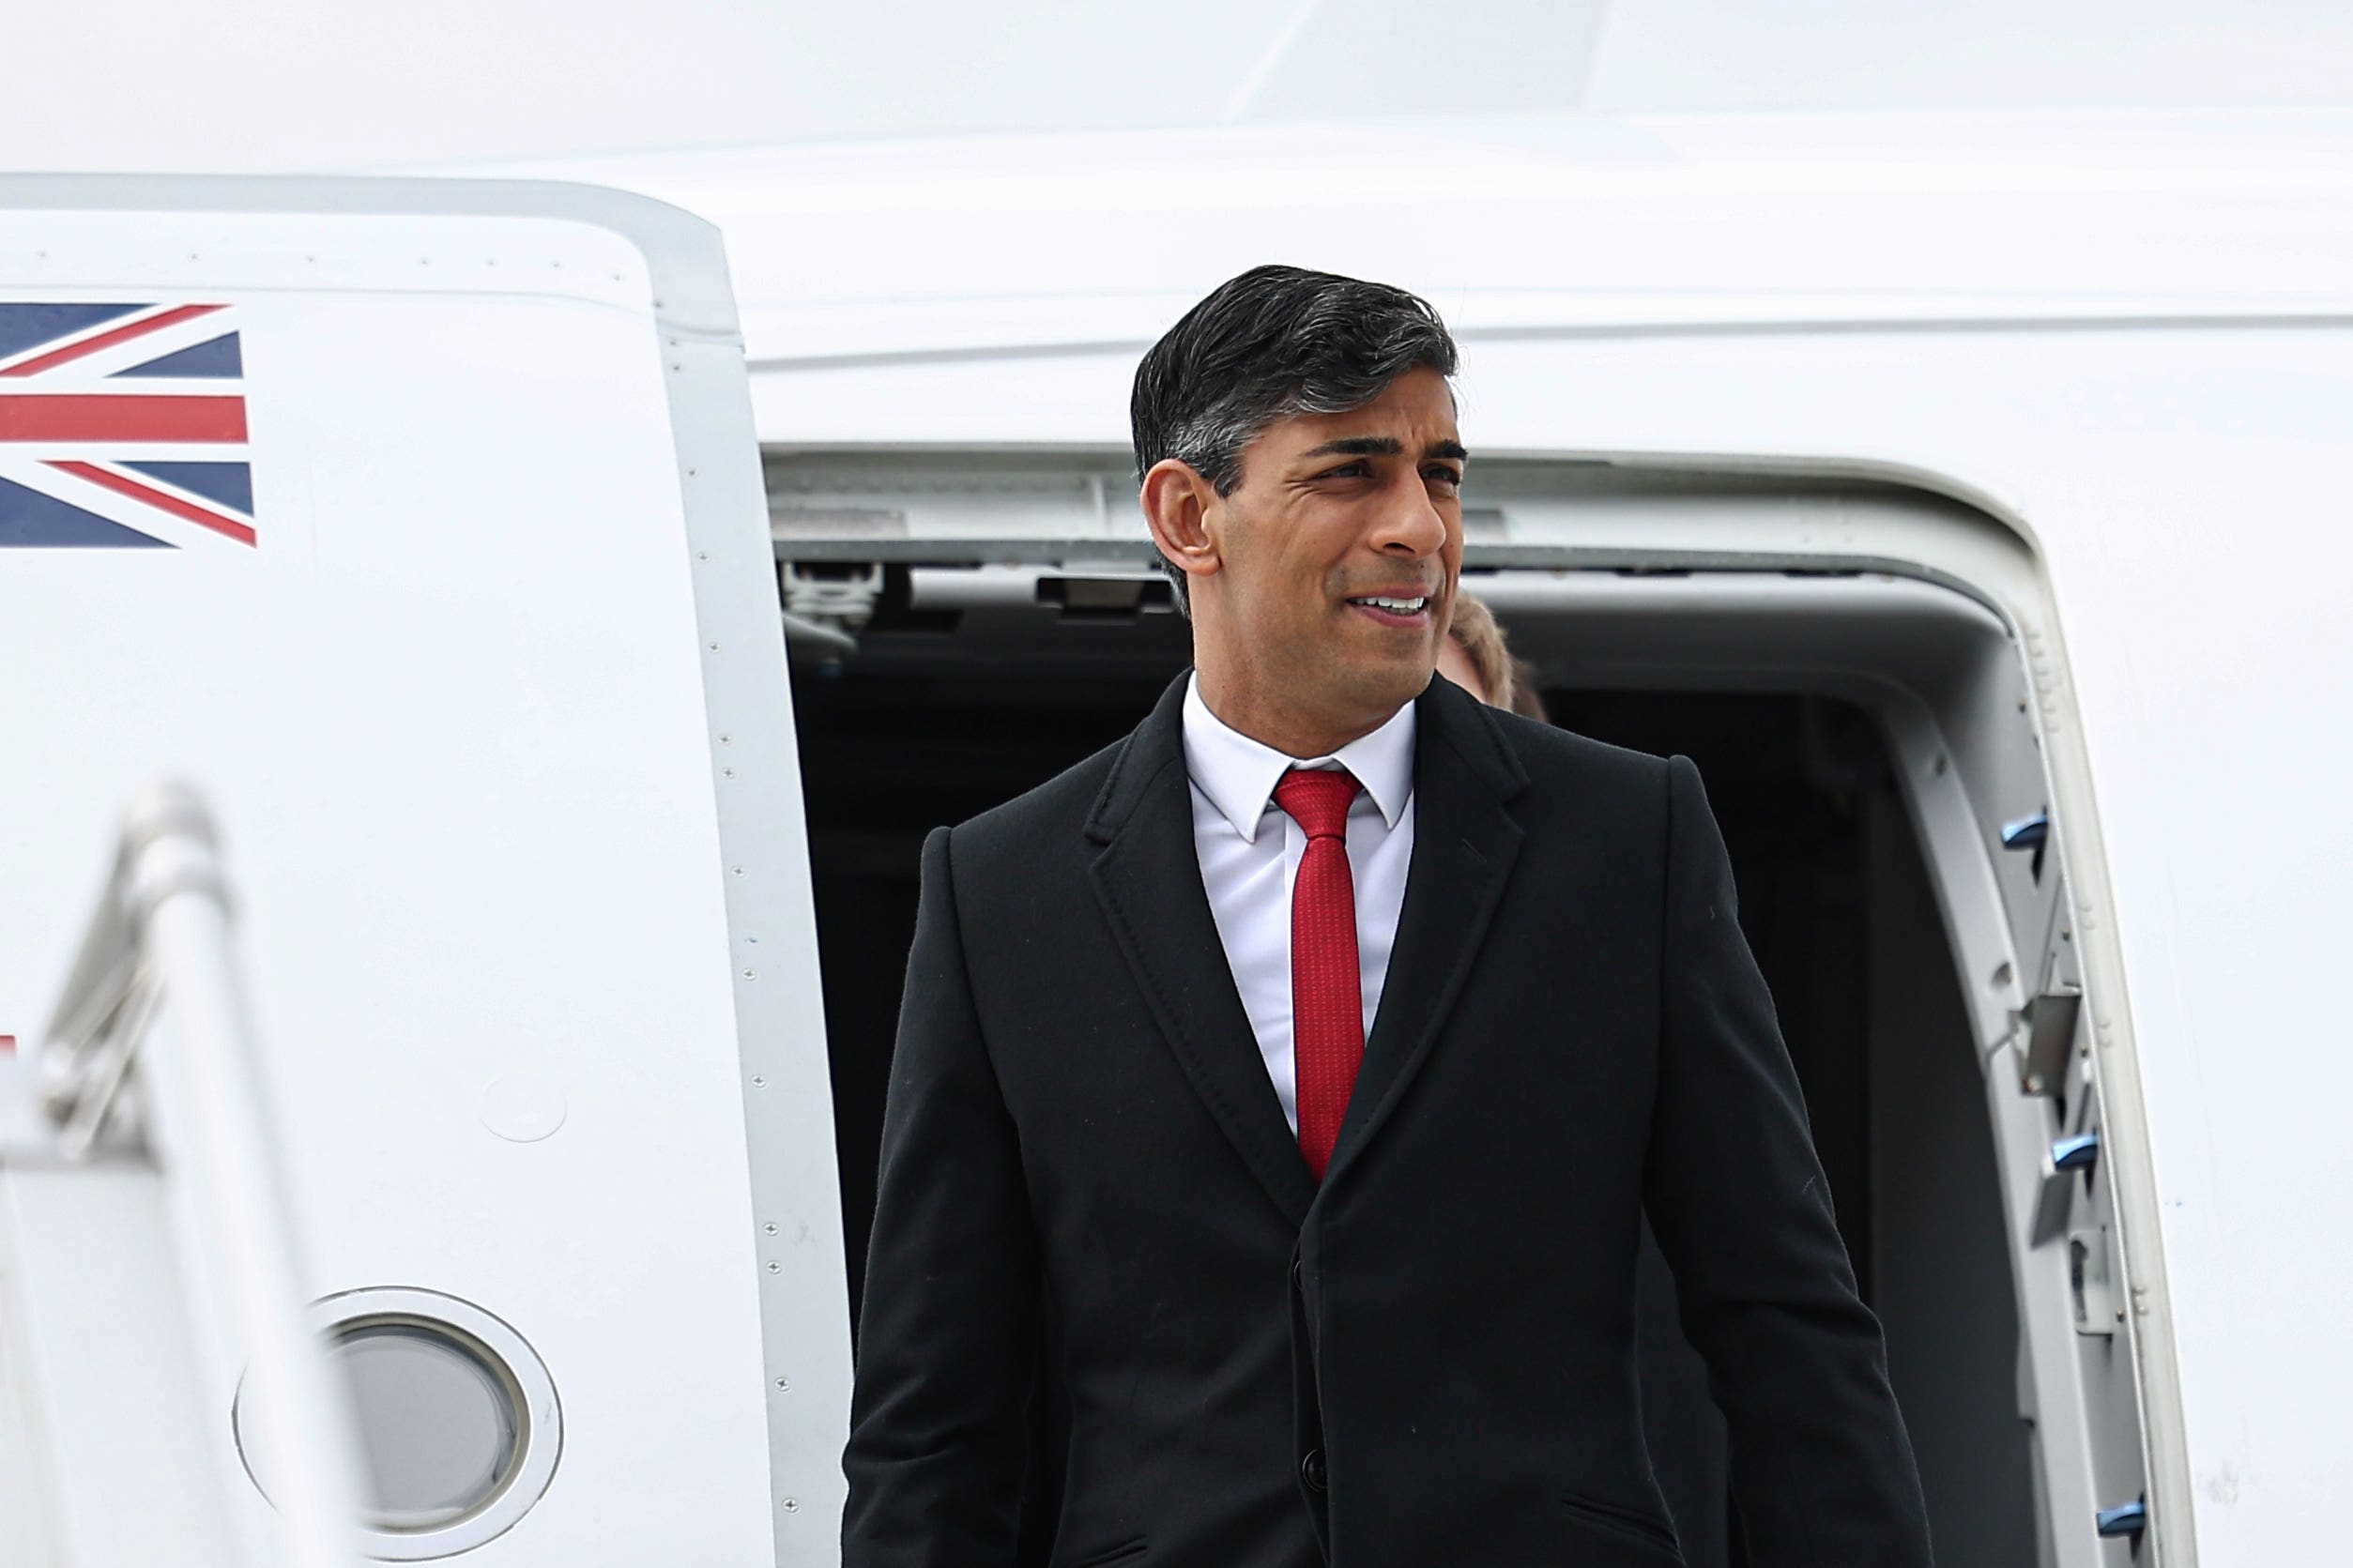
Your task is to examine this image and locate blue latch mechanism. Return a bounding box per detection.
[2052,1130,2101,1174]
[2002,809,2051,882]
[2096,1498,2147,1538]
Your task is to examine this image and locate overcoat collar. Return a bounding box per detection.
[1085,668,1528,1225]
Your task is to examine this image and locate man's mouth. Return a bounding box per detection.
[1345,593,1431,627]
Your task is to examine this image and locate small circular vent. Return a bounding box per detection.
[234,1287,560,1560]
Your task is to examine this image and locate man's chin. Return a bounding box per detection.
[1330,657,1434,718]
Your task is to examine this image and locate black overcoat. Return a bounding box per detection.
[842,671,1932,1568]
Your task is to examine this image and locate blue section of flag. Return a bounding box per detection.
[0,474,173,548]
[121,460,253,515]
[0,303,149,364]
[112,332,243,380]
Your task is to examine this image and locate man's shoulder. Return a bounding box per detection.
[1462,698,1674,800]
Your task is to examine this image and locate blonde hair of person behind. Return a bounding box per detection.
[1447,591,1536,717]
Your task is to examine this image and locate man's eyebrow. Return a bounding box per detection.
[1296,436,1402,462]
[1294,435,1471,463]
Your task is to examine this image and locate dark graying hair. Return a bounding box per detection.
[1131,265,1459,614]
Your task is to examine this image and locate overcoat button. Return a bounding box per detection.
[1301,1449,1327,1492]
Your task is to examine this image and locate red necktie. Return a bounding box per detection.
[1275,767,1365,1181]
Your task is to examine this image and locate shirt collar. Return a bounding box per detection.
[1181,669,1415,844]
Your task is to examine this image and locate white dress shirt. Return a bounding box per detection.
[1181,671,1416,1135]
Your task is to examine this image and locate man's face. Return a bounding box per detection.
[1201,365,1465,734]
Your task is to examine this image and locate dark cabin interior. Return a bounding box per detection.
[790,581,2036,1566]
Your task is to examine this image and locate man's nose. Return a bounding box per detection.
[1370,472,1447,559]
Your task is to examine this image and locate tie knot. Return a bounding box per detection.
[1274,767,1361,840]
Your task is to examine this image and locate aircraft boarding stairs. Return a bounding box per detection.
[2,780,370,1567]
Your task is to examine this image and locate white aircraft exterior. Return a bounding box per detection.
[1,105,2347,1566]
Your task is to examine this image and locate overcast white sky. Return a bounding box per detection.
[2,0,2350,175]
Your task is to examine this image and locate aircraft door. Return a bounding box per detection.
[0,177,848,1567]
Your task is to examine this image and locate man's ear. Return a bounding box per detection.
[1140,458,1223,587]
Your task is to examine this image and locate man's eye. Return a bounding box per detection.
[1324,461,1368,479]
[1427,467,1464,488]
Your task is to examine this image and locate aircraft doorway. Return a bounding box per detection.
[780,535,2145,1568]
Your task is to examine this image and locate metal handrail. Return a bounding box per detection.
[41,780,367,1568]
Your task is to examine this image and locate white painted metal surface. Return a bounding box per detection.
[0,178,848,1565]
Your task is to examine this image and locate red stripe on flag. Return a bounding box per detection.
[47,461,257,547]
[0,394,247,443]
[0,304,227,378]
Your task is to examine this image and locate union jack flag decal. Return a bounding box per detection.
[0,302,256,549]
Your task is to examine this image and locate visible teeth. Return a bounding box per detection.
[1352,596,1427,613]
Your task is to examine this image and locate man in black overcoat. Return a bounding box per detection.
[842,265,1933,1568]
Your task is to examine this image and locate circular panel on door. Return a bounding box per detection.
[234,1286,562,1560]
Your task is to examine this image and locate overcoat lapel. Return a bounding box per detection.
[1087,674,1317,1227]
[1322,677,1527,1191]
